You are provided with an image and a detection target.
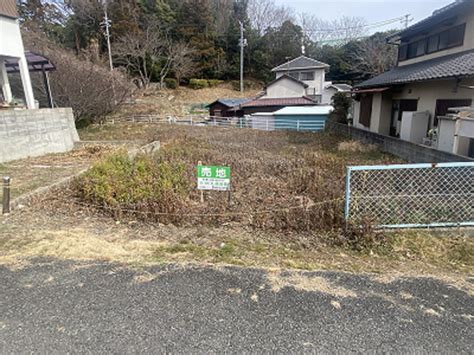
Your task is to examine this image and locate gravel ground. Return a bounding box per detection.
[1,260,473,353]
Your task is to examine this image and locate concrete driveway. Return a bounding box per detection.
[1,260,472,353]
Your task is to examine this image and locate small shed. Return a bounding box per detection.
[206,98,249,118]
[273,106,333,131]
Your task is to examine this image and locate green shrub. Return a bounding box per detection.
[74,152,190,223]
[189,79,209,90]
[164,78,178,89]
[207,79,224,87]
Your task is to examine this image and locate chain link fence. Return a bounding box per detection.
[345,162,474,228]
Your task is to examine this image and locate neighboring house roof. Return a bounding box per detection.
[5,51,56,73]
[265,74,308,89]
[326,83,352,92]
[0,0,18,19]
[387,0,473,41]
[271,55,330,72]
[238,97,316,108]
[273,106,333,115]
[355,49,474,89]
[206,98,250,108]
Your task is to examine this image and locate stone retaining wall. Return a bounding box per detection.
[326,121,473,163]
[0,108,79,163]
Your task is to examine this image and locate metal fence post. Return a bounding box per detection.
[344,167,351,221]
[2,176,11,214]
[266,119,269,131]
[297,120,300,131]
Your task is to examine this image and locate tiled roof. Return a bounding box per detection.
[271,56,329,72]
[238,97,315,108]
[355,50,474,89]
[265,74,308,89]
[207,98,250,108]
[0,0,18,18]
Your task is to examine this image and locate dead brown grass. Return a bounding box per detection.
[75,124,402,232]
[115,84,261,117]
[0,144,124,201]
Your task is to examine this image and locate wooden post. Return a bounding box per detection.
[198,161,204,203]
[2,176,11,214]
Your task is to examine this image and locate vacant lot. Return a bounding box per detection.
[0,144,124,201]
[77,123,403,230]
[1,124,472,280]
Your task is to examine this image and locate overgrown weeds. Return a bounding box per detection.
[73,126,400,237]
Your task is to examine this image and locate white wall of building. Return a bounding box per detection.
[0,16,35,109]
[276,68,326,95]
[392,78,474,128]
[262,77,306,98]
[0,17,24,57]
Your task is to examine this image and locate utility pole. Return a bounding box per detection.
[102,3,113,71]
[239,21,245,93]
[403,14,411,29]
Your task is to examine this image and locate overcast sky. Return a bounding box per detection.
[276,0,454,33]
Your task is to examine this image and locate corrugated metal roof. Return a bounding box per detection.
[271,56,330,72]
[355,50,474,88]
[273,106,333,115]
[0,0,18,19]
[239,97,316,108]
[5,51,56,73]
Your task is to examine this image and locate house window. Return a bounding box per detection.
[407,39,426,59]
[398,44,408,61]
[288,72,299,80]
[300,71,314,81]
[400,23,466,61]
[359,94,373,128]
[427,35,439,53]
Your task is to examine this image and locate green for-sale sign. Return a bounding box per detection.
[197,165,231,191]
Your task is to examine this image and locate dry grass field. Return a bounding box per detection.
[1,123,472,280]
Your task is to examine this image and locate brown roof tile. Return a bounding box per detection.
[0,0,18,18]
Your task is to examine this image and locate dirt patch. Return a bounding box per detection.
[266,271,358,297]
[0,144,130,201]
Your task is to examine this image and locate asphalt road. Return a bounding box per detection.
[1,260,473,353]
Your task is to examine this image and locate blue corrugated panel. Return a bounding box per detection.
[273,114,328,132]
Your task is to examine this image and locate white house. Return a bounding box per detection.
[270,56,330,103]
[0,0,35,109]
[352,0,474,157]
[260,75,308,99]
[322,82,352,104]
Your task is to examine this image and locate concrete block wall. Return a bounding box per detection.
[0,108,79,163]
[326,121,473,163]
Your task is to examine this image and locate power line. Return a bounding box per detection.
[303,15,410,33]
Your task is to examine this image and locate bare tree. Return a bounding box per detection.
[299,14,368,45]
[351,33,397,76]
[113,24,168,88]
[248,0,294,35]
[170,42,196,86]
[22,30,133,122]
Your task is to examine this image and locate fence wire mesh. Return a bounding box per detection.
[345,162,474,228]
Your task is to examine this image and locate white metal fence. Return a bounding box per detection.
[344,162,474,228]
[106,115,326,132]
